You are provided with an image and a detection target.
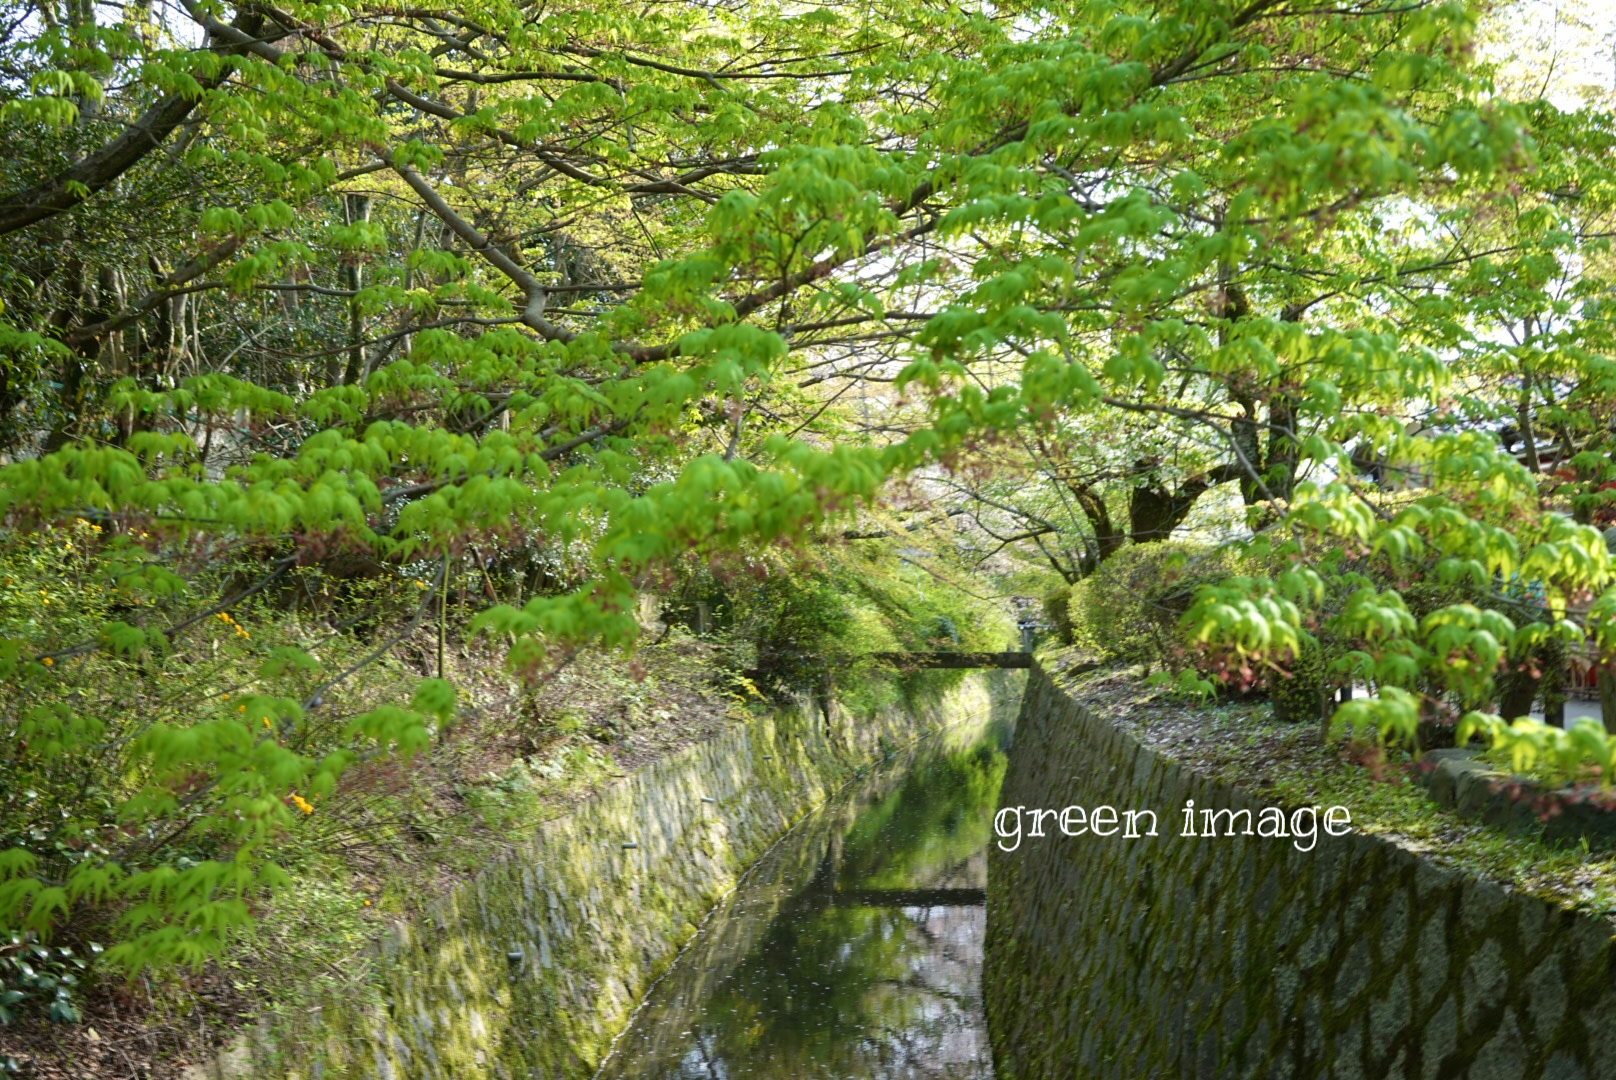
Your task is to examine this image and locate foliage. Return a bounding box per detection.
[1097,665,1616,922]
[0,933,91,1025]
[723,546,1012,712]
[1456,713,1616,788]
[1043,586,1076,647]
[0,528,450,995]
[1070,542,1246,673]
[6,0,1616,1000]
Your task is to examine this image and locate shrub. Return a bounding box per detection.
[724,549,1012,712]
[1042,585,1075,646]
[0,529,445,995]
[1072,542,1244,673]
[0,934,91,1024]
[1271,634,1327,723]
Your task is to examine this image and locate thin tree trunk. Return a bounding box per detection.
[1601,667,1616,735]
[437,557,449,679]
[339,193,370,385]
[1518,369,1540,474]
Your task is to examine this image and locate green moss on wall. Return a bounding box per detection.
[208,671,1023,1080]
[985,666,1616,1080]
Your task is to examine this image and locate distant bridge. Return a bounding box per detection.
[824,887,985,907]
[870,652,1033,669]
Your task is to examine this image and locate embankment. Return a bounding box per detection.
[985,665,1616,1080]
[206,670,1022,1080]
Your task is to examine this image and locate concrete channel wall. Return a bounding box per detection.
[204,670,1024,1080]
[984,665,1616,1080]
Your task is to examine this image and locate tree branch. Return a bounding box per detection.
[0,13,275,236]
[390,162,572,342]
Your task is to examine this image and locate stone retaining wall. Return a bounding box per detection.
[212,670,1022,1080]
[984,666,1616,1080]
[1419,749,1616,850]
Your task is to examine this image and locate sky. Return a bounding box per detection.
[1483,0,1616,110]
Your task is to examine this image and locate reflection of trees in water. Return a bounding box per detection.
[673,897,991,1077]
[653,743,1006,1079]
[834,745,1006,892]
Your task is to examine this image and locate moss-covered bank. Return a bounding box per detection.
[197,670,1022,1080]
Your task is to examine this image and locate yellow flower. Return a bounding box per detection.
[289,792,314,815]
[41,657,53,667]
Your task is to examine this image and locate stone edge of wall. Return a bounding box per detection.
[985,664,1616,1080]
[197,668,1024,1080]
[1419,748,1616,849]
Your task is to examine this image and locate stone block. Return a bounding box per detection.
[1480,785,1546,838]
[1297,917,1339,970]
[1542,1051,1588,1080]
[1333,937,1371,1003]
[1376,886,1411,962]
[1517,899,1548,958]
[1421,749,1478,808]
[1522,956,1567,1043]
[1329,1019,1366,1080]
[1367,969,1410,1063]
[1470,1008,1529,1080]
[1459,880,1509,938]
[1454,766,1510,820]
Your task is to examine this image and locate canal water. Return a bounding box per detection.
[595,722,1010,1080]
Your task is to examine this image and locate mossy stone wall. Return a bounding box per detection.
[984,666,1616,1080]
[223,671,1021,1080]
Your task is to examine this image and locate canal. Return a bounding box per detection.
[595,721,1010,1080]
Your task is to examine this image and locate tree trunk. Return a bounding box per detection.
[1267,392,1296,503]
[340,193,371,386]
[1067,480,1126,573]
[1600,667,1616,735]
[1128,474,1210,543]
[1498,667,1538,722]
[1518,365,1541,474]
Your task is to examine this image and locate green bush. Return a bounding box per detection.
[724,549,1012,713]
[1271,634,1326,723]
[0,527,445,997]
[0,933,91,1024]
[734,569,858,696]
[1043,585,1075,646]
[1071,542,1244,672]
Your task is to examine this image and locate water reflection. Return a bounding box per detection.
[595,738,1007,1080]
